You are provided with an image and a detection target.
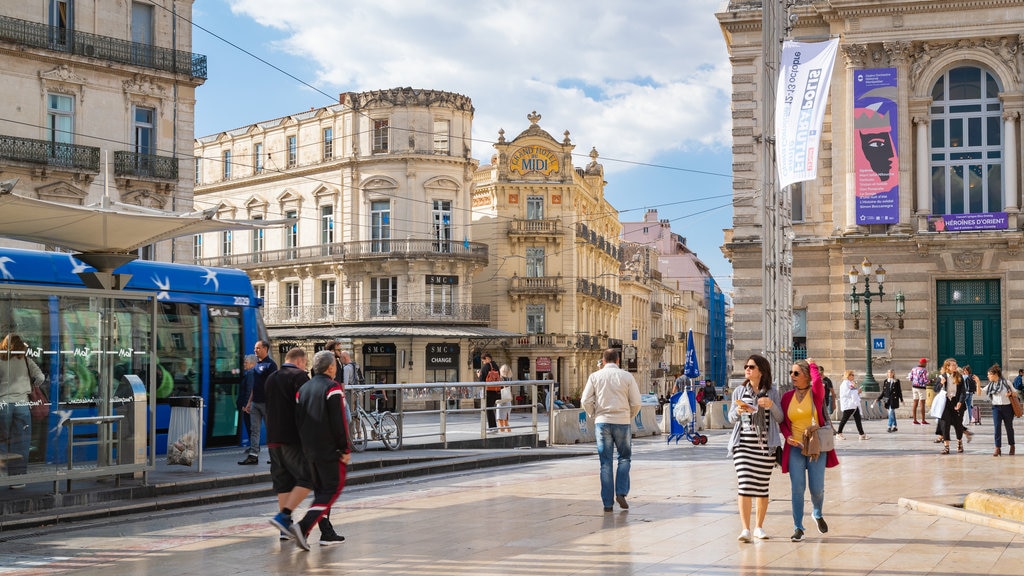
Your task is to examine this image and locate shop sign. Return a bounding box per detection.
[536,356,552,372]
[363,343,396,355]
[426,343,459,368]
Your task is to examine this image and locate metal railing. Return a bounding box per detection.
[349,380,554,448]
[263,302,491,325]
[0,134,99,171]
[113,151,179,180]
[0,14,207,79]
[194,238,488,269]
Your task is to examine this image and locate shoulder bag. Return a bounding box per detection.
[929,386,948,419]
[816,401,835,454]
[1009,387,1024,419]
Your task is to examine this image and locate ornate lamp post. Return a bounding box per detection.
[848,258,887,392]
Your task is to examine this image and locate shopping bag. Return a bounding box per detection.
[673,396,692,425]
[929,392,947,420]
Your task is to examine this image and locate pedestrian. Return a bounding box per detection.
[880,369,904,433]
[292,350,351,551]
[780,359,839,542]
[728,354,783,542]
[908,358,930,425]
[1014,369,1024,394]
[936,357,973,454]
[820,368,836,416]
[237,354,256,448]
[961,365,981,426]
[494,364,514,432]
[265,348,344,546]
[0,333,45,488]
[581,348,642,512]
[836,370,869,440]
[983,364,1015,457]
[478,353,501,431]
[240,339,277,465]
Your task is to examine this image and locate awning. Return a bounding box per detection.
[267,325,522,340]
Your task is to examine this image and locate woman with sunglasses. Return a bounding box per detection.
[779,359,839,542]
[727,354,784,542]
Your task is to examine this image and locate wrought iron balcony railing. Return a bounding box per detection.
[0,134,99,171]
[194,238,488,269]
[263,302,491,325]
[113,151,178,180]
[0,14,207,79]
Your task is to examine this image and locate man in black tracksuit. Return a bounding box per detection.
[292,350,351,551]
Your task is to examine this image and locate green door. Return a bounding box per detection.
[935,280,1001,372]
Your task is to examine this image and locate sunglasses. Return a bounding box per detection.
[743,364,757,370]
[790,370,804,376]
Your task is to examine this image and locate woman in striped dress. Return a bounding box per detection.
[728,354,783,542]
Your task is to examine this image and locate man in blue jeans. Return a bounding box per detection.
[581,348,642,512]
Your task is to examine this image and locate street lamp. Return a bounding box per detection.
[848,257,893,392]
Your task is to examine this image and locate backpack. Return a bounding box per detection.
[348,361,366,386]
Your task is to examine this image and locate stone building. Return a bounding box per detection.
[719,1,1024,387]
[192,88,513,395]
[0,1,206,260]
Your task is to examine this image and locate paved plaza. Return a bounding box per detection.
[1,416,1022,575]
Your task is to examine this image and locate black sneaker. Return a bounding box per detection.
[791,529,804,542]
[815,516,829,534]
[319,533,346,546]
[237,455,258,465]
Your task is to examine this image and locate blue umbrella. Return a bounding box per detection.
[683,329,701,379]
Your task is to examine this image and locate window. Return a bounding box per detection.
[46,94,73,163]
[371,200,391,252]
[195,157,202,185]
[433,120,449,154]
[287,135,297,168]
[192,234,202,261]
[285,282,300,318]
[428,283,454,316]
[49,1,73,49]
[139,244,154,261]
[373,119,389,153]
[930,67,1003,215]
[130,2,154,66]
[134,106,155,155]
[370,277,397,316]
[222,150,231,180]
[791,182,804,222]
[321,205,334,244]
[526,247,545,277]
[222,231,232,257]
[251,216,264,262]
[254,284,266,303]
[323,128,333,160]
[432,200,452,252]
[526,195,544,220]
[526,304,545,334]
[254,143,264,174]
[321,279,336,316]
[285,210,298,257]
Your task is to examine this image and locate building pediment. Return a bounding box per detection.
[35,181,88,205]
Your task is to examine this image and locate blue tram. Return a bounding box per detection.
[0,247,264,458]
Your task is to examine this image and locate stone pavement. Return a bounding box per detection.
[1,415,1023,574]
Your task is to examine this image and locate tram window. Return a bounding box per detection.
[155,302,200,397]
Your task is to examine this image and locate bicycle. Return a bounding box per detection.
[348,390,402,451]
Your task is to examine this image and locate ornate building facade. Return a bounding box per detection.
[719,1,1024,384]
[0,1,206,259]
[191,88,512,391]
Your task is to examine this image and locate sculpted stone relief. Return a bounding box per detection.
[909,36,1022,91]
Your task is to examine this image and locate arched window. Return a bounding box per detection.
[930,66,1003,215]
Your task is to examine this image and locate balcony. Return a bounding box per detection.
[650,302,664,315]
[508,275,565,297]
[576,278,622,306]
[114,151,178,180]
[0,14,207,79]
[0,134,99,171]
[194,238,487,269]
[508,217,563,242]
[508,333,571,348]
[263,302,491,325]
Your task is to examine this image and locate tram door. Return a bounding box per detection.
[935,279,1001,373]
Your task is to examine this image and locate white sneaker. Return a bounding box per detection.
[753,527,769,540]
[737,529,751,542]
[835,433,846,440]
[859,434,870,440]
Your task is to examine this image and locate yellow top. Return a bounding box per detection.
[788,391,816,441]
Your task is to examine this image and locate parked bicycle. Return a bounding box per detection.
[349,390,402,451]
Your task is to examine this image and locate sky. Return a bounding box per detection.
[189,0,736,295]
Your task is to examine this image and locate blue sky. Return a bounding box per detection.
[190,0,736,295]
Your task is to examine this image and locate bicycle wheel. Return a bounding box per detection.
[379,412,402,450]
[348,413,368,452]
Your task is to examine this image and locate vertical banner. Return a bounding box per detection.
[775,38,840,189]
[853,68,900,224]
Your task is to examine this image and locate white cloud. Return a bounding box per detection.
[226,0,732,172]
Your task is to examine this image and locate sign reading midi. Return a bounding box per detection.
[775,38,840,189]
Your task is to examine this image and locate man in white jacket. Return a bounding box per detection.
[582,348,642,512]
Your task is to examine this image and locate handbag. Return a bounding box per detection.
[1009,389,1024,419]
[28,384,49,421]
[816,416,836,453]
[801,422,821,459]
[500,386,513,401]
[929,390,947,419]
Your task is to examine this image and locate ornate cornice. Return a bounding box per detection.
[346,88,473,113]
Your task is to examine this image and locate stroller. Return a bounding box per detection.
[667,387,708,445]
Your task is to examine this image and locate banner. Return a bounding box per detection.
[775,38,840,189]
[854,68,900,224]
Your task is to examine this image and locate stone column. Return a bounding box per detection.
[841,44,868,233]
[914,115,930,229]
[1003,110,1019,214]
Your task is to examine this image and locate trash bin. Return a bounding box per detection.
[116,374,148,468]
[167,396,204,471]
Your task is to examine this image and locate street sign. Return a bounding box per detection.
[873,338,886,350]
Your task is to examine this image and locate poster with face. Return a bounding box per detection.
[853,69,899,224]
